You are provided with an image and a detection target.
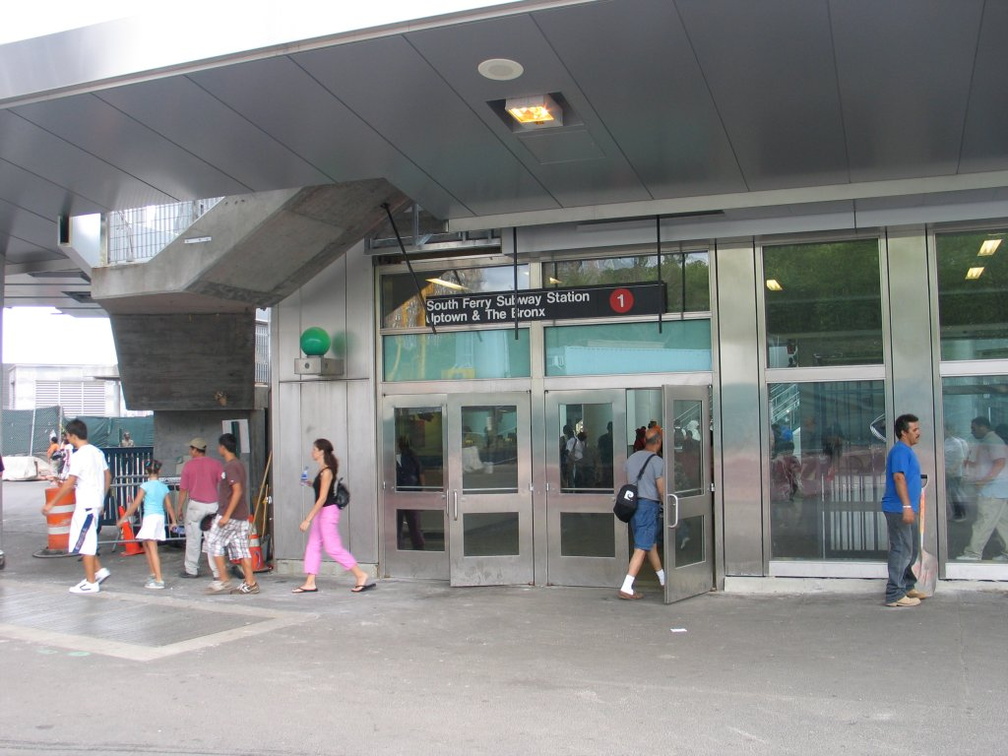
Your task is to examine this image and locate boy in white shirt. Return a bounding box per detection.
[42,418,112,594]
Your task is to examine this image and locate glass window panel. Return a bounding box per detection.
[768,380,886,560]
[544,251,710,312]
[394,407,443,490]
[382,264,530,329]
[395,510,444,551]
[764,240,883,366]
[559,403,614,494]
[941,375,1008,561]
[935,230,1008,360]
[672,515,704,566]
[463,512,520,556]
[460,405,519,494]
[383,329,530,381]
[545,320,711,377]
[560,513,616,557]
[670,399,703,497]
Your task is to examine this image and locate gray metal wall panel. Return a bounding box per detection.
[885,227,936,492]
[714,242,765,575]
[272,245,379,566]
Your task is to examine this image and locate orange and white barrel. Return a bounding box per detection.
[44,488,75,552]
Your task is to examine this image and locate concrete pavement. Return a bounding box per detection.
[1,479,1006,755]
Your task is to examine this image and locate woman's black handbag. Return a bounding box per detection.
[613,454,656,523]
[333,478,350,509]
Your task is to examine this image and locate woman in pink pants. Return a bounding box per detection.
[292,438,374,594]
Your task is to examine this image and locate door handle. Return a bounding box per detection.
[667,493,680,529]
[453,490,459,522]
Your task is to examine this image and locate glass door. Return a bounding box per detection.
[663,385,715,603]
[544,390,627,586]
[447,393,533,586]
[383,396,449,580]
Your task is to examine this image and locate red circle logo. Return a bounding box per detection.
[609,288,634,314]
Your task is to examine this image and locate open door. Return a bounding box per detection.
[663,385,715,603]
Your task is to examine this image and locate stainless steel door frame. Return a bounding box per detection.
[447,392,534,586]
[381,395,449,580]
[543,389,627,587]
[663,385,715,603]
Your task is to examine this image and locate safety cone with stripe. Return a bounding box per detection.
[231,516,268,572]
[117,505,145,556]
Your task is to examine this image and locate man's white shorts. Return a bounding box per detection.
[69,507,99,556]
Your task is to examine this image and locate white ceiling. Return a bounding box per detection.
[2,0,1008,312]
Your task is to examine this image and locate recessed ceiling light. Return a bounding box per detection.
[427,277,467,291]
[978,239,1002,256]
[478,58,524,81]
[765,279,783,291]
[966,266,985,280]
[505,94,563,127]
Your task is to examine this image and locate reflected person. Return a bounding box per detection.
[959,417,1008,561]
[395,437,426,550]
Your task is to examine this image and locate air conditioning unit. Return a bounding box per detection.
[294,356,343,377]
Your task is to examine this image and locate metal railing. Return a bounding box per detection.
[106,197,224,265]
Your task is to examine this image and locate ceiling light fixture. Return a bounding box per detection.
[478,58,524,81]
[765,279,783,291]
[966,266,985,280]
[978,239,1002,256]
[427,277,467,291]
[505,94,563,128]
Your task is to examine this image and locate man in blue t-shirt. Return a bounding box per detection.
[881,414,924,607]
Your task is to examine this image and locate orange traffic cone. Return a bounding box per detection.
[232,516,268,572]
[117,505,145,556]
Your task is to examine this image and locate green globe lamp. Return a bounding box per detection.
[299,327,331,356]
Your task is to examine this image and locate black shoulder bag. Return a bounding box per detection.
[613,453,656,523]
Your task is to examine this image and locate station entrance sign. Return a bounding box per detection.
[425,283,666,327]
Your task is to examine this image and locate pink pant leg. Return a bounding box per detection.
[317,505,357,571]
[302,513,325,575]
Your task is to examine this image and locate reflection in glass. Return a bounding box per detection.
[942,376,1008,561]
[673,515,704,566]
[936,230,1008,360]
[559,403,614,493]
[396,509,444,552]
[382,264,530,329]
[384,329,531,382]
[460,405,518,494]
[764,239,883,366]
[560,513,616,557]
[768,380,886,560]
[545,320,711,377]
[670,399,703,496]
[463,513,520,556]
[394,407,443,490]
[544,250,710,312]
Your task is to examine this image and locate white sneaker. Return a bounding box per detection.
[144,579,165,590]
[957,554,981,561]
[69,580,100,594]
[94,567,110,584]
[992,554,1008,563]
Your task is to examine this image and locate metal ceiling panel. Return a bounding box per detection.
[294,35,556,217]
[187,56,464,219]
[534,0,747,199]
[407,12,651,208]
[0,110,174,214]
[96,76,333,192]
[677,0,849,191]
[13,93,252,202]
[831,0,983,182]
[958,0,1008,174]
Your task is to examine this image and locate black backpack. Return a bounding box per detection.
[613,454,656,523]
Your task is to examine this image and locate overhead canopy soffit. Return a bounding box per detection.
[2,0,1008,311]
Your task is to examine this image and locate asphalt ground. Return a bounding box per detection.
[1,479,1007,756]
